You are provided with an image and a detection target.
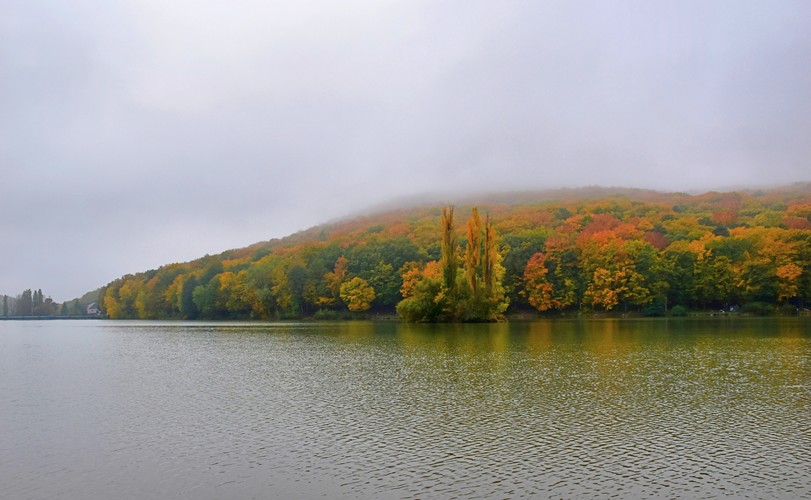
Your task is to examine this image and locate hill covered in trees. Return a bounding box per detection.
[97,185,811,320]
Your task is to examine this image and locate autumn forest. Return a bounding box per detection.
[96,186,811,321]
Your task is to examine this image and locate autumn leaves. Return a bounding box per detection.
[97,190,811,320]
[397,207,509,322]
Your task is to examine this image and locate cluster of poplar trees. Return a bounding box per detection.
[96,188,811,320]
[1,290,62,316]
[397,207,508,322]
[1,289,98,317]
[1,290,53,316]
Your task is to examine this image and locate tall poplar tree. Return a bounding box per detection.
[33,289,43,315]
[465,207,482,293]
[18,289,33,316]
[483,215,495,295]
[440,206,457,293]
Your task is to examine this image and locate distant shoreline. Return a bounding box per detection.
[0,315,101,321]
[3,311,808,322]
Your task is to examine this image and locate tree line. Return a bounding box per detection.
[96,187,811,321]
[1,289,100,317]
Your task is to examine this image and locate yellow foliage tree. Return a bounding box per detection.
[776,262,802,304]
[465,207,482,292]
[340,277,376,312]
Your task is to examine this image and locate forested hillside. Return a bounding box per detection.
[98,185,811,320]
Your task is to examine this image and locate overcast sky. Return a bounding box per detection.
[2,1,810,301]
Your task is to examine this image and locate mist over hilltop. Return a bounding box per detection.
[95,185,811,320]
[2,1,810,300]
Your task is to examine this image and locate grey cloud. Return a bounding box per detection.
[2,0,810,300]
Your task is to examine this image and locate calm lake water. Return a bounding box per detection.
[1,318,809,499]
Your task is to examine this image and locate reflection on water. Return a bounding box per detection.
[1,318,809,498]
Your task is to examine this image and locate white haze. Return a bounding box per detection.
[1,0,810,301]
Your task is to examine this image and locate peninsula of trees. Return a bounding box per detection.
[96,185,811,321]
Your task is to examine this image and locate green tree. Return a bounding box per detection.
[192,280,219,318]
[500,230,547,305]
[179,275,198,319]
[17,289,33,316]
[366,261,400,308]
[396,261,444,322]
[287,265,307,315]
[440,206,458,293]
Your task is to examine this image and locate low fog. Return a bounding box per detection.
[2,0,810,300]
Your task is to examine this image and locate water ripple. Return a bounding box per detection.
[1,319,809,498]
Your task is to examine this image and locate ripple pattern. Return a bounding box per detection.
[1,319,809,499]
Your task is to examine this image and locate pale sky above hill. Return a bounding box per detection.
[2,0,810,301]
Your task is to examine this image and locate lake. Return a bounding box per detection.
[1,318,809,499]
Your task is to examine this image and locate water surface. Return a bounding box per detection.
[1,318,809,498]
